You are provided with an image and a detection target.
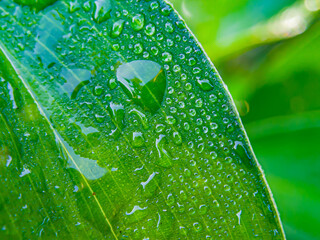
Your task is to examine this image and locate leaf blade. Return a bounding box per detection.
[0,0,285,239]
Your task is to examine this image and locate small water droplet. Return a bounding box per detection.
[162,52,172,62]
[145,23,156,36]
[193,222,202,232]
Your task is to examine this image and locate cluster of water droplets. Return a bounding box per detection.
[0,0,282,238]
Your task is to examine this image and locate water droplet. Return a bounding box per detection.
[133,43,143,54]
[167,193,175,206]
[151,46,159,55]
[131,14,145,31]
[161,5,172,16]
[165,22,174,33]
[141,172,159,197]
[69,0,80,13]
[197,79,214,91]
[132,131,145,148]
[173,131,182,145]
[93,85,103,96]
[129,108,149,129]
[14,0,57,10]
[92,0,112,23]
[213,200,220,207]
[145,23,156,36]
[116,60,166,113]
[155,135,172,168]
[199,204,208,215]
[107,102,125,136]
[162,52,172,62]
[166,116,176,125]
[155,124,165,133]
[125,205,148,224]
[83,1,91,11]
[60,68,91,99]
[111,19,125,38]
[234,141,253,169]
[150,1,159,10]
[224,184,231,191]
[193,222,202,232]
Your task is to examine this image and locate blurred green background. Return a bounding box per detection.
[169,0,320,239]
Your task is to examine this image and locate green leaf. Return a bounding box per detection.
[0,0,285,239]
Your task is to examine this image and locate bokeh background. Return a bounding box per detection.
[168,0,320,239]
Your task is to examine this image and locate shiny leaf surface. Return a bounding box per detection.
[0,0,284,239]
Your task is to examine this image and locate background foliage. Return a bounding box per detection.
[169,0,320,239]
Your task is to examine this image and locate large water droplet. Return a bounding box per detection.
[131,14,145,31]
[60,68,92,99]
[111,19,125,38]
[92,0,112,24]
[14,0,57,11]
[116,60,166,113]
[155,134,172,167]
[234,141,254,169]
[132,131,145,148]
[107,102,125,137]
[197,79,214,91]
[129,108,149,129]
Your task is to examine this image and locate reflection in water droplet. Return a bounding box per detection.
[92,0,112,23]
[116,60,166,113]
[155,134,172,167]
[60,68,91,99]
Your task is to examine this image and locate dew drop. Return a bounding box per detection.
[132,131,145,148]
[162,52,172,62]
[111,19,125,38]
[155,135,172,168]
[131,14,145,31]
[116,60,166,113]
[234,141,253,169]
[197,79,214,91]
[106,102,125,136]
[92,0,112,24]
[145,23,156,36]
[193,222,202,232]
[173,131,182,145]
